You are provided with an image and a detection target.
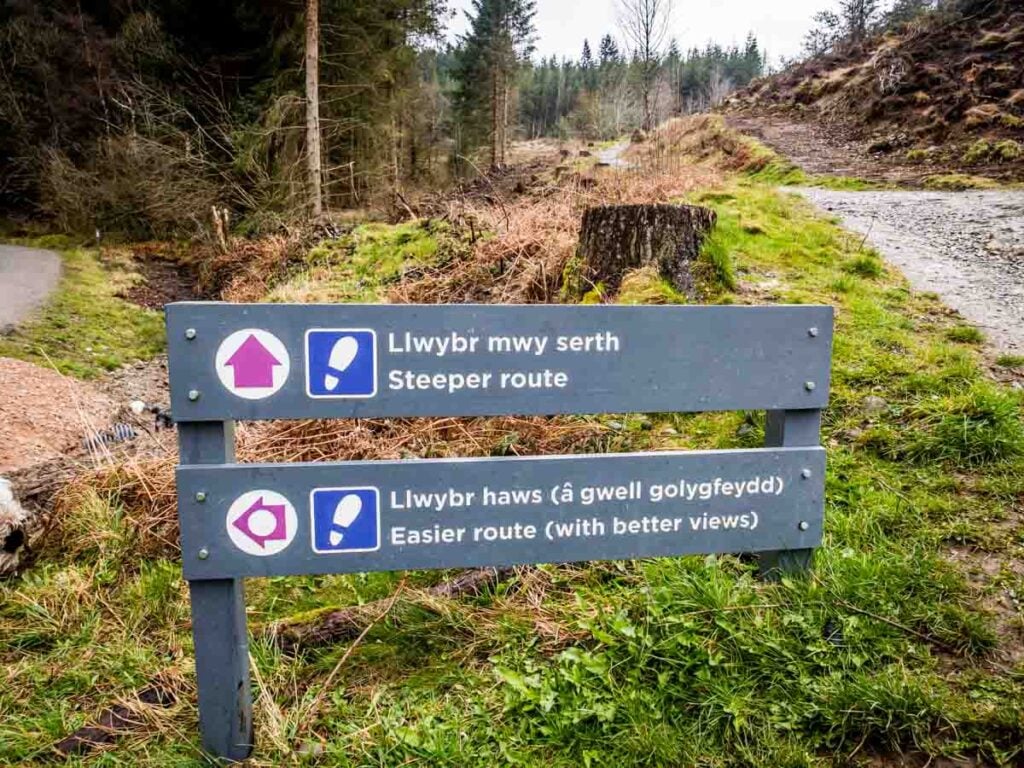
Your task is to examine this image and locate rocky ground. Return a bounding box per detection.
[796,186,1024,357]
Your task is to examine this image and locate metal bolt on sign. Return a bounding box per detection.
[166,302,834,760]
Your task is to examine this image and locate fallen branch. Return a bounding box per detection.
[272,566,514,654]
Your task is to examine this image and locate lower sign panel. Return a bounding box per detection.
[177,447,826,580]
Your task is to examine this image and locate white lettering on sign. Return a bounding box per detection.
[648,476,784,502]
[381,331,622,396]
[488,335,549,356]
[391,488,477,512]
[388,332,481,357]
[555,333,621,353]
[386,331,622,358]
[391,525,468,546]
[382,472,784,551]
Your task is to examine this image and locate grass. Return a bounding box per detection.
[924,174,1000,191]
[996,354,1024,368]
[947,325,985,344]
[3,125,1024,766]
[266,220,447,304]
[844,254,885,279]
[0,237,165,377]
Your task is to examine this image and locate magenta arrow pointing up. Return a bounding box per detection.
[233,497,289,549]
[225,334,281,388]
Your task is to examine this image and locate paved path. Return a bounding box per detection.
[795,188,1024,355]
[0,245,62,331]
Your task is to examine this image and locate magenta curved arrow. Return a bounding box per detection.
[233,497,288,548]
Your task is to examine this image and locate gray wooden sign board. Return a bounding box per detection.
[178,447,825,580]
[166,303,833,420]
[167,302,833,761]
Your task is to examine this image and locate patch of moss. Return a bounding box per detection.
[993,139,1022,161]
[811,176,887,191]
[923,174,999,190]
[0,244,165,378]
[560,253,588,302]
[963,140,993,165]
[267,220,448,304]
[615,267,687,305]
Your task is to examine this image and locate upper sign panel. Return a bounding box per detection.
[166,304,833,421]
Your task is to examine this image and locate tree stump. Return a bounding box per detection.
[576,204,717,295]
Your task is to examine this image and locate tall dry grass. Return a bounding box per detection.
[393,149,721,305]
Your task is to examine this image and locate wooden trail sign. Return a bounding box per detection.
[167,302,833,761]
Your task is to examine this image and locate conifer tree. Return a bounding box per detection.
[599,34,621,66]
[454,0,537,167]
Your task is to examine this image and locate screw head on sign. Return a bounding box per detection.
[799,521,810,532]
[808,327,819,338]
[801,469,812,479]
[198,548,210,560]
[188,390,200,401]
[195,491,207,503]
[185,328,197,340]
[805,381,817,392]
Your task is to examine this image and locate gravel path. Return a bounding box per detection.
[0,245,62,331]
[796,188,1024,355]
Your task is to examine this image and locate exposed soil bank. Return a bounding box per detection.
[796,187,1024,355]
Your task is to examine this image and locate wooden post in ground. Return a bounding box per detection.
[179,421,253,761]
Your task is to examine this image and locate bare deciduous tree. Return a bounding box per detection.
[708,65,734,107]
[617,0,673,131]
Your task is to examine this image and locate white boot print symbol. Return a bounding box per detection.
[323,337,360,392]
[329,493,363,546]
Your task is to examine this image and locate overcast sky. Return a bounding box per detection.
[445,0,841,67]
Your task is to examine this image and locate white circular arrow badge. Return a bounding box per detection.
[215,329,291,400]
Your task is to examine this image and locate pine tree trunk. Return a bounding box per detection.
[577,204,718,295]
[491,71,499,168]
[305,0,323,219]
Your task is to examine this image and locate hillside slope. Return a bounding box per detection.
[726,0,1024,180]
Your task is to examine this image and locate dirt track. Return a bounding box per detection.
[727,115,937,185]
[797,186,1024,355]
